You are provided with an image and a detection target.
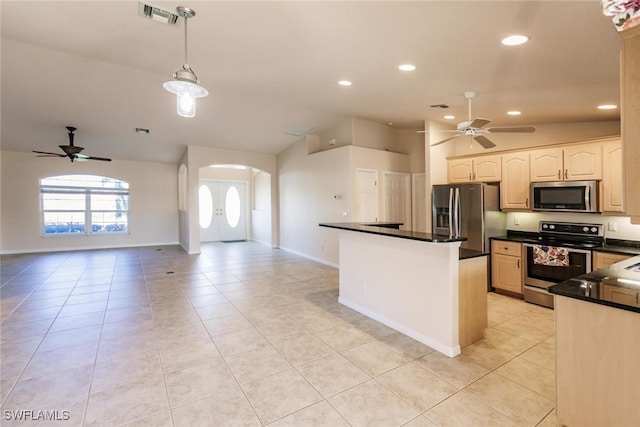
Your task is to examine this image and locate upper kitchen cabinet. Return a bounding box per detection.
[501,152,530,210]
[529,143,602,182]
[448,155,501,183]
[602,139,624,213]
[620,26,640,224]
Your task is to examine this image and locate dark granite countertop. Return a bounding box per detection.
[319,222,467,243]
[549,255,640,313]
[318,222,483,260]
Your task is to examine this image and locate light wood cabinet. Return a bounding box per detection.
[555,296,640,426]
[491,240,523,294]
[447,155,501,183]
[529,144,601,182]
[620,26,640,224]
[601,284,640,308]
[529,147,564,182]
[593,251,633,270]
[500,152,530,210]
[601,139,624,213]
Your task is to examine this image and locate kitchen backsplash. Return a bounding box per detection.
[506,212,640,242]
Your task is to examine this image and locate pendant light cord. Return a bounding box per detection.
[184,15,189,66]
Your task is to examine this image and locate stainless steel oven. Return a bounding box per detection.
[523,243,592,308]
[521,221,603,308]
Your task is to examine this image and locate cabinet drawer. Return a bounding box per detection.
[492,240,522,256]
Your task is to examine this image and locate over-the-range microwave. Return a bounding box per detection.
[531,180,599,213]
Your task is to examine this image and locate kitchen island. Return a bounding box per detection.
[319,223,488,357]
[549,255,640,427]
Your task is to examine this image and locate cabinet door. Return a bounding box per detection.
[492,253,523,294]
[602,140,624,212]
[448,159,473,183]
[602,284,640,307]
[593,251,632,270]
[501,152,530,209]
[530,148,563,182]
[564,143,602,181]
[621,29,640,224]
[473,155,502,182]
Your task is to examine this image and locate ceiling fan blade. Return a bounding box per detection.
[486,126,536,133]
[469,118,491,128]
[83,155,112,162]
[430,135,461,147]
[474,135,496,149]
[32,150,65,157]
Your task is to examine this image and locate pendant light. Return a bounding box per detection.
[163,6,208,118]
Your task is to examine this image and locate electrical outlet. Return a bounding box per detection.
[608,221,618,232]
[514,217,520,226]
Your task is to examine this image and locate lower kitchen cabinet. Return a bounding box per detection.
[593,251,633,270]
[491,240,523,294]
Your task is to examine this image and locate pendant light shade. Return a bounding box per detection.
[163,6,208,118]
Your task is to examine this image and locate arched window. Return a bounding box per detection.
[40,175,129,235]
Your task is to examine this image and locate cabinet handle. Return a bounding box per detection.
[469,173,472,181]
[564,169,568,180]
[517,259,520,268]
[557,170,561,179]
[525,198,528,207]
[473,172,476,181]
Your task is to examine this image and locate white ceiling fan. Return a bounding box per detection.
[420,92,536,149]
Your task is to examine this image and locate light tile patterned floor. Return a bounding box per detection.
[1,242,556,426]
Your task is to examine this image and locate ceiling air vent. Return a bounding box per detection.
[138,1,179,25]
[285,124,313,137]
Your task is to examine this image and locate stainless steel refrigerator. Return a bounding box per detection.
[432,183,506,252]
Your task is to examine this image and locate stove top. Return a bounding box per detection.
[535,221,604,249]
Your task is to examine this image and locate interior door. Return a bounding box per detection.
[412,173,427,232]
[355,169,378,222]
[383,172,411,228]
[199,180,247,242]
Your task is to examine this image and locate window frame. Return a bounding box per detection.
[39,175,130,236]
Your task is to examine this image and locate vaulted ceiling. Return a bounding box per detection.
[1,1,622,163]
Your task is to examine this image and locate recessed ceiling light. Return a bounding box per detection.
[507,111,521,116]
[501,35,529,46]
[597,104,617,110]
[338,80,352,86]
[444,115,455,120]
[398,64,416,71]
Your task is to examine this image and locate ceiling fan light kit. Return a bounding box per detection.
[163,6,208,118]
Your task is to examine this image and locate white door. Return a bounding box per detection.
[412,173,427,232]
[383,172,411,228]
[199,180,247,242]
[355,169,378,222]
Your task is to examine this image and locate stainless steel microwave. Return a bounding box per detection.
[531,180,599,213]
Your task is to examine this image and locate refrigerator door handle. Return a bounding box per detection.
[448,188,454,236]
[454,188,461,237]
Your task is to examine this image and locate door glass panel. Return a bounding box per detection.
[225,186,241,228]
[199,185,213,228]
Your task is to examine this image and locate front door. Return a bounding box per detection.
[199,180,247,242]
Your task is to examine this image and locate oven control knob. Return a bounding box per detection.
[583,226,589,232]
[549,224,555,229]
[591,227,598,233]
[542,224,548,229]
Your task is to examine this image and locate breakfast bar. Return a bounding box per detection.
[319,223,488,357]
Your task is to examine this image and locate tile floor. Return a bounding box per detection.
[1,242,556,426]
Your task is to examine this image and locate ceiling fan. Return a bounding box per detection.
[419,92,536,149]
[33,126,112,162]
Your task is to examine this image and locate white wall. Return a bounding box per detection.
[278,141,350,265]
[1,151,178,254]
[352,118,397,150]
[252,170,272,245]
